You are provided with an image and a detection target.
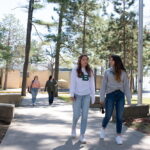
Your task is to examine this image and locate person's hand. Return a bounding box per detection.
[91,101,95,105]
[70,96,75,101]
[100,101,104,106]
[126,103,131,106]
[91,96,95,104]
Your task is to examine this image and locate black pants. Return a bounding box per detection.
[48,91,54,105]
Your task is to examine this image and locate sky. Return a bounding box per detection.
[0,0,58,26]
[0,0,58,40]
[0,0,150,39]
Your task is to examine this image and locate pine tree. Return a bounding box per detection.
[0,15,25,90]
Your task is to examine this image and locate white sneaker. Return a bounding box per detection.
[115,136,123,145]
[79,134,86,144]
[71,128,76,138]
[100,128,105,139]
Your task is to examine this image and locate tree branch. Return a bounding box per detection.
[32,23,44,42]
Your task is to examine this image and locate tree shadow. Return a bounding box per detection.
[20,96,67,108]
[0,129,69,150]
[86,109,150,150]
[1,95,149,150]
[53,137,84,150]
[13,113,72,126]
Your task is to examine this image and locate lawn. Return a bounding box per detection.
[58,93,150,105]
[131,97,150,105]
[58,93,71,103]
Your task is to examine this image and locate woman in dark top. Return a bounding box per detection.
[45,75,57,105]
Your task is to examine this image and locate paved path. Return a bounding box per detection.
[0,94,150,150]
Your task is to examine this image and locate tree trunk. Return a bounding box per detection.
[123,0,126,66]
[3,27,11,90]
[94,68,97,91]
[0,69,3,88]
[50,63,54,76]
[130,37,134,93]
[54,4,64,97]
[3,63,9,90]
[82,0,87,54]
[21,0,34,96]
[130,69,133,92]
[135,74,138,92]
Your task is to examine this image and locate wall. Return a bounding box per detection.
[1,70,20,89]
[0,70,103,89]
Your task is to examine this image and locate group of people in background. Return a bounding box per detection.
[28,54,131,145]
[28,75,57,106]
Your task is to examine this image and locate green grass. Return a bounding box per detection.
[58,94,150,105]
[131,98,150,105]
[58,94,71,103]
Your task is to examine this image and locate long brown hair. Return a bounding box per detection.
[110,55,126,82]
[33,75,38,80]
[77,55,92,77]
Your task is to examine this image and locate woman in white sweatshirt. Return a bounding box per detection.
[70,54,95,144]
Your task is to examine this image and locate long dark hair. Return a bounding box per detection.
[110,55,126,82]
[77,54,92,77]
[31,75,38,84]
[33,75,38,80]
[33,75,38,82]
[49,75,52,81]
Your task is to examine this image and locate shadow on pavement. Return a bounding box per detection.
[53,137,84,150]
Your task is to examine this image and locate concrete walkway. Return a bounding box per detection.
[0,94,150,150]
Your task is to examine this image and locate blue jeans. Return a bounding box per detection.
[102,90,125,134]
[31,88,39,104]
[72,94,91,135]
[48,92,54,104]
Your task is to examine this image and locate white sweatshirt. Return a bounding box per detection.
[70,66,95,104]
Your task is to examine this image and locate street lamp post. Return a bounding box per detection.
[137,0,143,105]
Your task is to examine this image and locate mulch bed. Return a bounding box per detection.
[124,117,150,135]
[0,122,9,144]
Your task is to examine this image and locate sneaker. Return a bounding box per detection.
[71,128,76,138]
[32,103,36,106]
[79,134,86,144]
[115,136,123,145]
[100,128,105,139]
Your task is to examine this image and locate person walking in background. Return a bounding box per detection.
[99,55,131,145]
[45,75,57,105]
[70,54,95,144]
[30,75,41,106]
